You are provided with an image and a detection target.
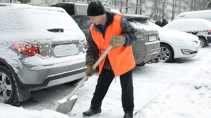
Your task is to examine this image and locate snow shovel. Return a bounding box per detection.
[55,45,113,114]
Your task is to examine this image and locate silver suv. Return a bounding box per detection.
[0,3,86,104]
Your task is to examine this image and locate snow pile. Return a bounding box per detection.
[0,103,71,118]
[135,69,211,118]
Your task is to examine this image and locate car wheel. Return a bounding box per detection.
[199,37,206,47]
[0,66,17,105]
[158,44,174,62]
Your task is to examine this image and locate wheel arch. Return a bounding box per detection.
[0,58,21,88]
[197,36,208,46]
[0,58,16,74]
[0,57,31,102]
[160,42,175,58]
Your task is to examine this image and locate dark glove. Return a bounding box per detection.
[110,35,126,47]
[86,62,94,77]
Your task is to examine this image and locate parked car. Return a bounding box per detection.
[52,2,111,15]
[174,10,211,22]
[0,3,86,104]
[163,19,211,47]
[150,23,200,62]
[71,14,160,66]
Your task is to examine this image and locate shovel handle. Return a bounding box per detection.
[67,45,113,100]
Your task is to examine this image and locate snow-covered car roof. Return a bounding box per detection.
[163,19,211,32]
[174,10,211,22]
[123,14,149,20]
[111,9,121,13]
[0,3,65,11]
[150,22,198,42]
[0,3,84,40]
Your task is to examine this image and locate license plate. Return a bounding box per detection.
[149,36,157,42]
[54,44,79,57]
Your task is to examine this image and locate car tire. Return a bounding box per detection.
[0,66,17,105]
[199,37,206,48]
[136,63,146,66]
[159,44,174,62]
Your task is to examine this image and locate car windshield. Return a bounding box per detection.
[72,16,83,24]
[80,16,92,29]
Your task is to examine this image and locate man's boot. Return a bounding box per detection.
[123,111,133,118]
[83,108,102,117]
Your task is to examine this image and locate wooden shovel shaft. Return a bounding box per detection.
[67,45,113,100]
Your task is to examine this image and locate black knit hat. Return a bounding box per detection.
[87,1,106,16]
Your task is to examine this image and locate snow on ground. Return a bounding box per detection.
[135,60,211,118]
[0,103,71,118]
[1,45,211,118]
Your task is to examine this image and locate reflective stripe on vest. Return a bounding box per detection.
[90,14,135,76]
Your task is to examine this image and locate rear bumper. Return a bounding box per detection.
[134,48,160,64]
[16,54,86,90]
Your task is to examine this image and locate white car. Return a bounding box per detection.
[163,19,211,47]
[151,23,200,62]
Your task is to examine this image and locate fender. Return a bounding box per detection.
[0,58,31,102]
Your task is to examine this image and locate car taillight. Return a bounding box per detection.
[208,30,211,34]
[12,42,40,56]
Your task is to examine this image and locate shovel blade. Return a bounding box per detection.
[55,95,78,114]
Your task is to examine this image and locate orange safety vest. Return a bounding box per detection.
[89,14,135,76]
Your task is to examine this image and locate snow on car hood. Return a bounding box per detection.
[160,28,198,41]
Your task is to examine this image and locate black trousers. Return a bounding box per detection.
[90,68,134,112]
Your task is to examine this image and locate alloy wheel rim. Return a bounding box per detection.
[199,40,204,47]
[0,72,12,102]
[159,47,170,61]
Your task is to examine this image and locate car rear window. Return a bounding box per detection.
[128,19,154,31]
[23,9,79,30]
[0,8,81,32]
[72,16,82,24]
